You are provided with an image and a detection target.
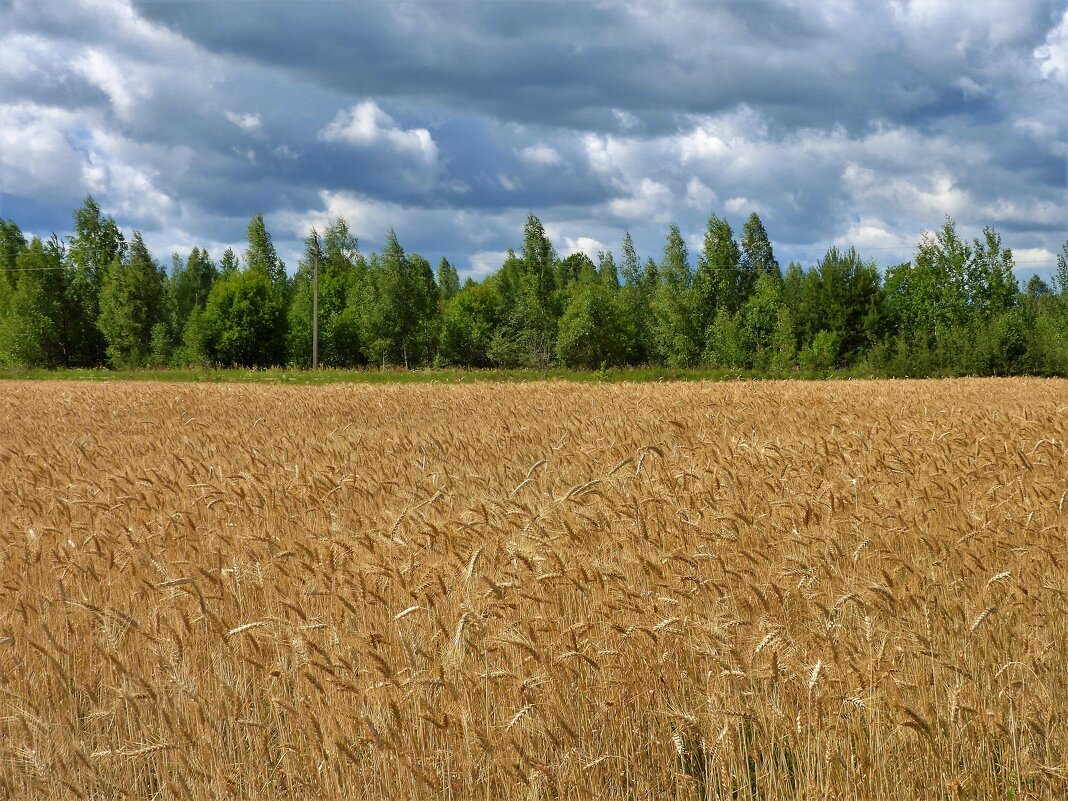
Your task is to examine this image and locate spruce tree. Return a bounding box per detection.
[219,247,240,277]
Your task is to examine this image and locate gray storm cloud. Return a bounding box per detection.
[1,0,1064,277]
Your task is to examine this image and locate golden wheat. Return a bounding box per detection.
[0,378,1065,799]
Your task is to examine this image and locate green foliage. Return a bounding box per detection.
[97,232,167,369]
[795,246,880,361]
[0,218,27,293]
[692,214,743,337]
[800,329,840,373]
[66,195,126,366]
[660,223,692,291]
[438,281,501,367]
[883,218,1018,357]
[219,247,240,277]
[371,232,438,367]
[437,257,460,301]
[739,272,784,369]
[488,216,559,367]
[287,222,366,367]
[172,246,217,335]
[149,321,173,367]
[740,212,780,292]
[651,224,700,366]
[617,233,653,364]
[693,213,741,330]
[620,232,641,286]
[245,213,287,288]
[174,307,208,366]
[1055,241,1068,296]
[703,307,746,369]
[0,237,66,367]
[556,252,595,288]
[556,278,627,368]
[598,250,620,289]
[198,269,286,367]
[1,201,1066,378]
[488,289,557,368]
[769,307,797,371]
[972,308,1028,375]
[522,212,556,305]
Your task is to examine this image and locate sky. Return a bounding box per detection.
[1,0,1066,283]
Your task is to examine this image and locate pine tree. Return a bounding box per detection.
[219,247,240,277]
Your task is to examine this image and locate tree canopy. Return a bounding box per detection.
[1,198,1065,377]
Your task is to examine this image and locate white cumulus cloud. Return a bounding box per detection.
[320,100,438,165]
[1035,7,1068,86]
[517,144,563,168]
[225,111,262,135]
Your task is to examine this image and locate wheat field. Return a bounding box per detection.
[0,379,1065,800]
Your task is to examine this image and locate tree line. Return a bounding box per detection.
[1,196,1067,376]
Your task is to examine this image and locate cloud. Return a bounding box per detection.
[225,111,262,135]
[277,190,407,245]
[1034,7,1068,86]
[320,101,438,165]
[468,250,511,278]
[1013,247,1059,269]
[0,0,1062,286]
[517,144,562,168]
[607,179,673,224]
[612,108,639,131]
[725,197,767,217]
[72,47,145,119]
[561,236,607,259]
[832,218,916,259]
[0,103,87,198]
[684,178,717,211]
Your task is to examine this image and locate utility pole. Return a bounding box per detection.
[311,230,319,370]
